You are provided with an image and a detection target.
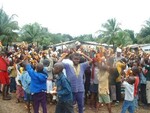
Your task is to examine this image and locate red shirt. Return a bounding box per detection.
[134,76,139,96]
[0,56,8,71]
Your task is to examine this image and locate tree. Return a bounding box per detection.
[0,8,19,46]
[137,18,150,43]
[124,29,137,43]
[97,18,121,46]
[20,22,50,46]
[114,31,133,47]
[74,34,94,42]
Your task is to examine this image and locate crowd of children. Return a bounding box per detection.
[0,42,150,113]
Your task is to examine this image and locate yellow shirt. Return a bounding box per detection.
[98,70,109,94]
[116,61,126,82]
[9,66,17,78]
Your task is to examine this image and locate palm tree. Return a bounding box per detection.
[137,18,150,43]
[0,8,19,47]
[20,22,50,46]
[114,31,133,47]
[97,18,121,46]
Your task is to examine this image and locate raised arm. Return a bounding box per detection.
[58,53,69,62]
[79,52,93,64]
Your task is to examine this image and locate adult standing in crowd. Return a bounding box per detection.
[0,51,11,100]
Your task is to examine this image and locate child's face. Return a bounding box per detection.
[72,56,80,65]
[53,66,59,74]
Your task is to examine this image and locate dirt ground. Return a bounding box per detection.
[0,93,150,113]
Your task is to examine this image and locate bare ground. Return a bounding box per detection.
[0,93,150,113]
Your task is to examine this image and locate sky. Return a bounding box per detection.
[0,0,150,37]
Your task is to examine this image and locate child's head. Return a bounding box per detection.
[36,63,44,73]
[132,66,139,76]
[126,76,135,85]
[43,59,50,67]
[53,62,64,74]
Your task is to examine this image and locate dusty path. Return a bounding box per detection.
[0,93,149,113]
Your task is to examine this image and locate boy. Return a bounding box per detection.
[19,62,31,113]
[25,60,48,113]
[132,66,140,111]
[121,76,135,113]
[97,64,112,113]
[51,62,74,113]
[58,52,92,113]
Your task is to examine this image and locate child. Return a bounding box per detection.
[15,65,24,103]
[19,62,31,113]
[51,62,74,113]
[97,64,112,113]
[89,58,99,109]
[132,66,140,112]
[25,60,48,113]
[121,76,135,113]
[42,58,54,104]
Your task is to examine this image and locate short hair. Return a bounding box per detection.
[54,62,64,71]
[43,59,50,67]
[72,53,80,58]
[36,63,44,72]
[128,76,135,84]
[132,66,139,75]
[121,58,127,63]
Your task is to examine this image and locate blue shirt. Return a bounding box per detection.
[63,62,89,92]
[26,64,48,94]
[19,71,31,94]
[56,72,73,102]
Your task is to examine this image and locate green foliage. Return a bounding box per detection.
[114,31,133,47]
[137,34,150,44]
[137,18,150,44]
[20,23,48,44]
[19,24,74,46]
[1,7,150,46]
[97,18,121,45]
[124,29,137,43]
[0,8,19,46]
[74,34,94,42]
[140,19,150,38]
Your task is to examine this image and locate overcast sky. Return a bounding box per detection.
[0,0,150,36]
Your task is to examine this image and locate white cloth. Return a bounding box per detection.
[47,80,53,93]
[15,65,21,86]
[62,59,73,76]
[122,81,134,101]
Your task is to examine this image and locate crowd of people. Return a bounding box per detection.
[0,42,150,113]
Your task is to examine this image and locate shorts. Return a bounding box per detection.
[98,94,111,103]
[0,72,10,85]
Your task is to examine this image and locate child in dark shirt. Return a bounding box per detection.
[51,62,74,113]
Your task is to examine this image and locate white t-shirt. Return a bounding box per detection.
[122,81,134,101]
